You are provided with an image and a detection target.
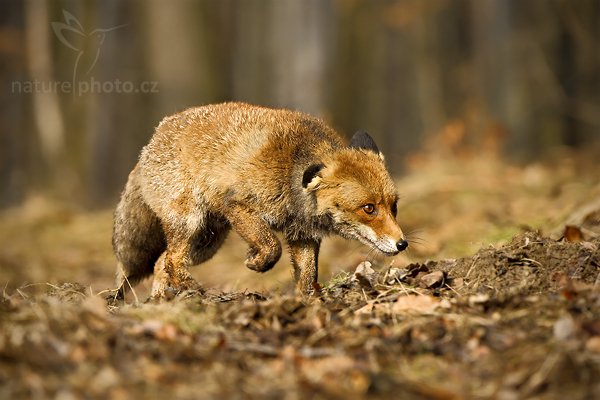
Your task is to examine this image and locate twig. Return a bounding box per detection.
[124,271,139,304]
[298,346,337,358]
[444,283,461,298]
[95,288,115,296]
[228,341,279,357]
[305,328,329,346]
[465,259,477,278]
[44,282,87,299]
[521,258,543,268]
[113,264,139,305]
[361,288,369,303]
[397,280,421,296]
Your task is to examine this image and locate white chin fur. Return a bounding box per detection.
[348,225,399,255]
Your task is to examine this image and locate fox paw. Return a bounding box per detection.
[245,257,277,273]
[245,247,281,273]
[151,275,202,299]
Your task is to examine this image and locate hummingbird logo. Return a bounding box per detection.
[51,10,125,85]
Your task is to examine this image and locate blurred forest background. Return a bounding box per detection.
[4,3,600,397]
[1,0,599,208]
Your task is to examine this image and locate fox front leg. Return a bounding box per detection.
[288,238,320,295]
[224,204,282,273]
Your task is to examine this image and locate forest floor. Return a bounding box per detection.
[1,142,600,399]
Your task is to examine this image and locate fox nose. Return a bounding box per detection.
[396,239,408,252]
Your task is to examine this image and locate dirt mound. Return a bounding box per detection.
[429,231,600,296]
[1,233,599,399]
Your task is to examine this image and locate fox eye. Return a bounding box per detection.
[391,202,398,217]
[362,204,375,215]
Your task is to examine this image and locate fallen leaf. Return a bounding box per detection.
[553,315,577,341]
[300,355,359,385]
[452,277,464,289]
[91,366,120,393]
[155,323,178,342]
[352,261,377,289]
[468,294,490,306]
[391,295,440,314]
[420,271,445,288]
[356,295,440,315]
[564,225,583,242]
[385,267,407,284]
[585,337,600,353]
[82,295,108,317]
[355,303,375,314]
[579,241,597,252]
[353,261,376,280]
[127,319,178,341]
[354,273,374,290]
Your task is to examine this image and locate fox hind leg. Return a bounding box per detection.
[150,215,229,298]
[112,167,166,300]
[188,215,230,265]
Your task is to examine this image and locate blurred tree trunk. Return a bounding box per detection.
[231,0,333,116]
[24,0,66,194]
[144,0,215,117]
[470,0,515,152]
[86,1,145,207]
[331,2,423,169]
[0,1,29,207]
[268,0,333,115]
[557,0,600,147]
[413,5,446,138]
[330,1,377,140]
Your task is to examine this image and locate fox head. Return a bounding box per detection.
[303,131,408,255]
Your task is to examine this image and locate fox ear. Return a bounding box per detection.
[350,130,384,160]
[350,130,380,153]
[302,163,325,191]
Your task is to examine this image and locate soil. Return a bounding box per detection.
[1,233,599,399]
[1,147,599,399]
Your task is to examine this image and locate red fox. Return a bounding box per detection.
[112,102,407,298]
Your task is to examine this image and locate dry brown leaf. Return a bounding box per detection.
[564,225,584,242]
[553,315,577,341]
[352,261,377,286]
[356,294,440,315]
[300,355,359,384]
[420,271,445,288]
[391,294,440,314]
[585,337,600,353]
